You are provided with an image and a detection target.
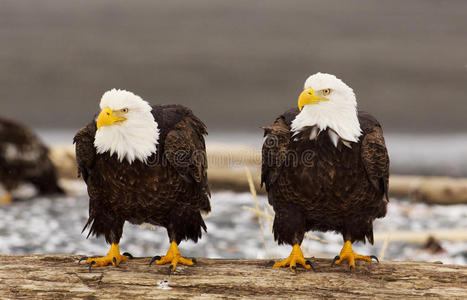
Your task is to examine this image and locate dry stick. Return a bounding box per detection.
[304,233,331,244]
[264,206,273,233]
[242,193,335,246]
[242,206,274,220]
[379,233,391,261]
[243,205,332,244]
[244,167,268,258]
[267,203,275,216]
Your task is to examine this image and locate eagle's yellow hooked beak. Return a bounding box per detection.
[96,107,127,131]
[298,88,329,111]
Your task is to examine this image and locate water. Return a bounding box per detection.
[0,181,465,266]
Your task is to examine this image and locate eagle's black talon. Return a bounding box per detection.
[88,261,96,272]
[78,256,88,264]
[191,258,197,265]
[349,265,354,272]
[113,257,117,266]
[370,255,379,263]
[168,265,174,275]
[122,252,134,259]
[149,255,161,266]
[331,256,340,266]
[306,260,316,271]
[267,260,275,267]
[291,266,297,273]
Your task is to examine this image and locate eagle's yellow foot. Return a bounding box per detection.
[84,243,128,271]
[149,241,194,275]
[273,244,314,273]
[331,241,379,271]
[0,192,12,206]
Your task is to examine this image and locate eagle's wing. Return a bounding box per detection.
[164,114,209,193]
[261,116,292,192]
[360,113,390,201]
[73,122,97,184]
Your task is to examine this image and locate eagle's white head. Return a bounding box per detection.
[291,72,362,144]
[93,89,159,164]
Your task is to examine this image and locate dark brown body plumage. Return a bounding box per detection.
[261,108,389,246]
[73,105,210,245]
[0,117,63,196]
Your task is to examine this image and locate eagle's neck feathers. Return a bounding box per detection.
[291,103,362,145]
[93,109,159,164]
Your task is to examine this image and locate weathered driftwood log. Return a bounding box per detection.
[373,228,467,244]
[50,145,467,204]
[389,175,467,205]
[0,255,466,299]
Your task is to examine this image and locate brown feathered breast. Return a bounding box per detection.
[261,108,389,245]
[73,105,210,244]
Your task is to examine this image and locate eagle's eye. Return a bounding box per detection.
[322,89,331,96]
[120,108,129,113]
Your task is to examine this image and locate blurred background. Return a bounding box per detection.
[0,1,466,265]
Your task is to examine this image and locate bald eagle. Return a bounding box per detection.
[262,73,389,272]
[0,117,63,205]
[74,89,210,273]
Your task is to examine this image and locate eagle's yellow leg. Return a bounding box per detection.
[86,243,128,268]
[150,241,194,273]
[332,241,378,271]
[0,192,12,206]
[273,244,313,273]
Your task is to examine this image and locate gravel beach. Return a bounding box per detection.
[1,181,465,266]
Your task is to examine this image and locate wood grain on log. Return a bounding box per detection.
[0,255,466,299]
